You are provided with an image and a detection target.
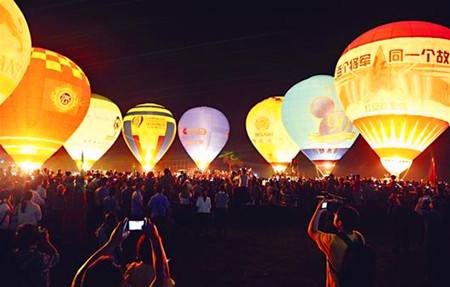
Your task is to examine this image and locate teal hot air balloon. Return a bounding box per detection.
[281,75,359,176]
[178,106,230,171]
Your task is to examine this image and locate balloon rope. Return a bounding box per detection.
[400,166,411,181]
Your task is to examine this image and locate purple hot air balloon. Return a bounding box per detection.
[178,107,230,171]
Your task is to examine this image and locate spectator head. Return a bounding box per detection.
[135,235,152,264]
[82,256,124,287]
[0,190,9,202]
[15,224,40,249]
[23,190,33,201]
[334,206,360,232]
[57,184,66,195]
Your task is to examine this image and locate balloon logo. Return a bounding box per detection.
[335,21,450,176]
[246,96,300,173]
[282,75,359,176]
[178,106,230,171]
[122,103,176,171]
[0,48,91,171]
[65,94,122,170]
[0,0,32,105]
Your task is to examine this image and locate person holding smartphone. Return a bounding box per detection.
[72,218,175,287]
[308,199,373,287]
[414,194,445,285]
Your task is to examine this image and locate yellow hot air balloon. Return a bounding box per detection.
[64,94,122,170]
[246,96,300,173]
[122,103,176,171]
[0,0,32,105]
[335,21,450,176]
[0,48,91,171]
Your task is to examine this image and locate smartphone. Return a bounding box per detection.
[128,220,145,231]
[321,202,328,209]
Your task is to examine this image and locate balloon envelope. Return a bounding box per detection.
[65,94,122,170]
[122,103,176,171]
[335,21,450,176]
[246,96,299,173]
[0,47,91,171]
[178,106,230,171]
[282,75,359,176]
[0,0,32,105]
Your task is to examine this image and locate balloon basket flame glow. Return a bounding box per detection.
[19,161,41,173]
[313,160,336,177]
[143,164,153,172]
[272,164,287,174]
[196,162,209,173]
[380,157,412,177]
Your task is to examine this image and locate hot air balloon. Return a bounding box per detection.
[246,96,300,173]
[335,21,450,176]
[282,75,359,176]
[0,47,91,171]
[64,94,122,171]
[122,103,176,171]
[0,0,32,105]
[178,106,230,171]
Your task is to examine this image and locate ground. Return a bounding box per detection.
[53,207,440,287]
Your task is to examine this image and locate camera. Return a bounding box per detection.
[129,220,145,231]
[123,218,147,232]
[320,192,345,213]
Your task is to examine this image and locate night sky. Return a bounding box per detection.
[14,1,450,179]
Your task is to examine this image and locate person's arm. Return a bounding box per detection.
[307,199,326,241]
[414,197,424,215]
[71,219,129,287]
[144,221,174,287]
[40,230,60,268]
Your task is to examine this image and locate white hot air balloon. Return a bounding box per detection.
[65,94,122,170]
[178,106,230,171]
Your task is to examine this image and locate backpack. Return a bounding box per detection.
[331,232,376,287]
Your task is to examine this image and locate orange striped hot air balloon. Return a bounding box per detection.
[0,47,91,171]
[335,21,450,176]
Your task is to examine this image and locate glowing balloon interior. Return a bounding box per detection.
[178,106,230,171]
[335,21,450,176]
[122,103,176,171]
[282,75,359,176]
[0,47,91,171]
[64,94,122,170]
[0,0,32,105]
[246,96,300,173]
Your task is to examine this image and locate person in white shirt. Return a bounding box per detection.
[196,190,211,237]
[0,191,12,230]
[17,191,42,226]
[36,181,47,201]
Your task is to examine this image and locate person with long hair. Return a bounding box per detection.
[17,190,42,226]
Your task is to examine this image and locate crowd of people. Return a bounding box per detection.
[0,165,449,286]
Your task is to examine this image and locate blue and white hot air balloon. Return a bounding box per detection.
[178,106,230,171]
[282,75,359,176]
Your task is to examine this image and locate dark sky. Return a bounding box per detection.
[15,0,450,179]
